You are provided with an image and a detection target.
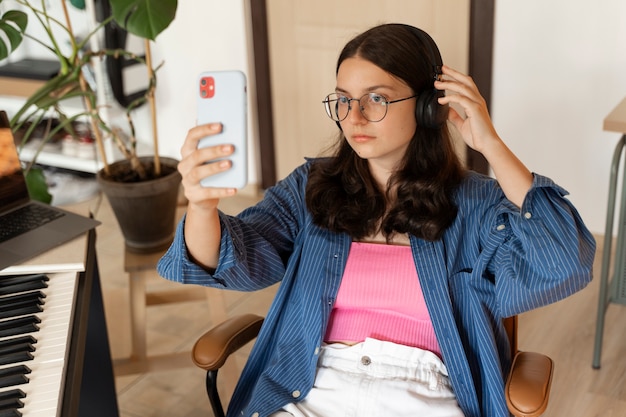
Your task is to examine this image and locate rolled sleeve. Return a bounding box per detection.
[492,174,596,316]
[157,211,284,291]
[156,214,227,287]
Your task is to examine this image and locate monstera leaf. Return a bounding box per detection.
[0,8,27,60]
[109,0,177,41]
[25,167,52,204]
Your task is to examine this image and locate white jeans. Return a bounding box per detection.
[271,338,465,417]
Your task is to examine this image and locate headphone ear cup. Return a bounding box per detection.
[415,88,448,129]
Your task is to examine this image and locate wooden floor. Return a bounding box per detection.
[86,192,626,417]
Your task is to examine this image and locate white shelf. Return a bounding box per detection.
[1,94,110,174]
[19,146,102,174]
[0,94,88,118]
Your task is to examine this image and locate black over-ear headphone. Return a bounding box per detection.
[408,26,449,129]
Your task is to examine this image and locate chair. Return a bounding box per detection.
[192,314,553,417]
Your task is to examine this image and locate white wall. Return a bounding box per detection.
[492,0,626,235]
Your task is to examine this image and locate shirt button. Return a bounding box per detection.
[314,346,320,355]
[251,413,259,417]
[361,355,371,366]
[496,224,506,231]
[524,212,532,219]
[292,390,301,398]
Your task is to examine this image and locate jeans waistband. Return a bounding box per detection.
[319,337,450,391]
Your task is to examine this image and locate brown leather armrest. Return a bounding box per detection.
[192,314,264,371]
[506,351,554,417]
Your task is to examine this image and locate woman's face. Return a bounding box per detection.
[336,56,417,174]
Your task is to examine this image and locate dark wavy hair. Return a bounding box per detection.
[305,23,465,242]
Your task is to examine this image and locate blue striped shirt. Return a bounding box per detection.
[157,160,595,417]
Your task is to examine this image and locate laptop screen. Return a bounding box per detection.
[0,112,30,210]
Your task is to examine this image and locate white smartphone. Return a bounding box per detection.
[197,70,248,189]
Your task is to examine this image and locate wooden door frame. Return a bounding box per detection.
[248,0,276,189]
[249,0,494,187]
[467,0,493,174]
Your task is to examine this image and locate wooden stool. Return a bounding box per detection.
[113,247,227,376]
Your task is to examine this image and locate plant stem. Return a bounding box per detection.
[144,39,161,176]
[60,0,110,175]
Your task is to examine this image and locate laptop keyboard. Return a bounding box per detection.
[0,205,65,243]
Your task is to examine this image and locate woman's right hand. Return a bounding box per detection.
[178,122,236,269]
[178,122,238,211]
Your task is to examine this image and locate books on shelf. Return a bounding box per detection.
[0,58,60,97]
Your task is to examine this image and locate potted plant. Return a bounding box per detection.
[0,0,182,253]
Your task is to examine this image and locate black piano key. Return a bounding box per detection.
[0,341,35,356]
[0,291,46,310]
[0,279,48,296]
[0,375,29,389]
[0,274,48,288]
[0,410,22,417]
[0,316,41,338]
[0,304,43,321]
[0,365,31,378]
[0,396,24,411]
[0,390,25,416]
[0,274,49,296]
[0,390,25,402]
[0,351,33,366]
[0,336,37,350]
[0,365,30,389]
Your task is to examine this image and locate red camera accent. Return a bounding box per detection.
[199,76,215,99]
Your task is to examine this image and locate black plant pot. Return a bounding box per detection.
[97,156,182,253]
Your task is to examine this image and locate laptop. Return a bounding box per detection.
[0,110,100,271]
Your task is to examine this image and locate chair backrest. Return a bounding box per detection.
[503,315,518,358]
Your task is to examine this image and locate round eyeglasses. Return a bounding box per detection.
[322,92,417,123]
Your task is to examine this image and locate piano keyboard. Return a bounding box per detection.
[0,271,79,417]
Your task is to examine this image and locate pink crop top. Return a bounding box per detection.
[324,241,441,357]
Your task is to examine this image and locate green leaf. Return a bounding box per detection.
[0,9,28,60]
[0,36,7,60]
[2,10,27,32]
[109,0,177,41]
[0,22,22,50]
[69,0,86,10]
[25,168,52,204]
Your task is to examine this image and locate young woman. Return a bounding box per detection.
[158,23,595,417]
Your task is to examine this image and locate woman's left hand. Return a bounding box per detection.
[435,65,500,153]
[437,65,533,207]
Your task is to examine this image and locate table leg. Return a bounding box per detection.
[129,270,148,362]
